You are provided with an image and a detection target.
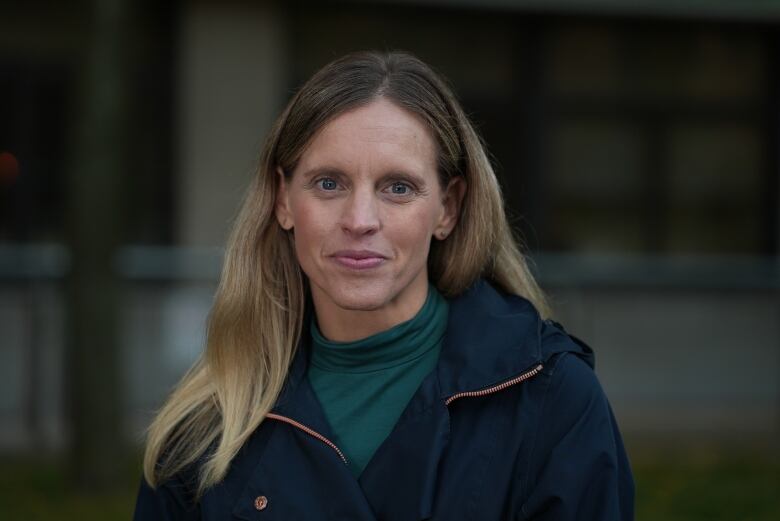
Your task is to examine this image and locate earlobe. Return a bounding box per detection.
[275,167,294,231]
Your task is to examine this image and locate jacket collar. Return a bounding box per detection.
[271,278,567,420]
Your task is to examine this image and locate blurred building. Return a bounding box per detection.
[1,0,778,451]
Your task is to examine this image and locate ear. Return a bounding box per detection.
[275,167,294,231]
[434,176,466,240]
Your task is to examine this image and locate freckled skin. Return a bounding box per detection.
[275,98,463,341]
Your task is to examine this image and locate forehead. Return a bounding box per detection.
[295,98,438,174]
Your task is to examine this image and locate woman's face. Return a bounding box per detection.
[276,98,463,328]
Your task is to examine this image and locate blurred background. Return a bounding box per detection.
[1,0,778,519]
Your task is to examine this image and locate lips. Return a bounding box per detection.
[329,249,388,270]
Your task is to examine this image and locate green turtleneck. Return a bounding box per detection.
[307,284,448,478]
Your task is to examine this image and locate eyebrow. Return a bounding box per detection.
[297,166,428,187]
[298,166,344,181]
[381,170,427,188]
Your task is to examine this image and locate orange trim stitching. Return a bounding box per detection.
[266,412,349,464]
[444,364,543,406]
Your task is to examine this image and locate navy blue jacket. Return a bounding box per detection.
[135,280,634,520]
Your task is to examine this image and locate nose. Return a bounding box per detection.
[339,187,380,236]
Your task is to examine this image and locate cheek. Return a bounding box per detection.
[387,204,440,253]
[289,202,329,257]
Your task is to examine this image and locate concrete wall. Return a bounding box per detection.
[550,287,780,441]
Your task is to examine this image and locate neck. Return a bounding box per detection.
[311,277,430,342]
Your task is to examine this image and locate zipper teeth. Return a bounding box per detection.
[266,364,542,463]
[265,412,348,464]
[444,364,543,406]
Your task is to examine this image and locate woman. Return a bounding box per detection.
[135,51,633,520]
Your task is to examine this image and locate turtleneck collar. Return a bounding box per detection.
[309,284,449,373]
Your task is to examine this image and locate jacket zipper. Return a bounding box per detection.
[444,364,543,406]
[265,412,349,464]
[265,364,543,464]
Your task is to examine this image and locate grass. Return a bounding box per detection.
[632,444,780,521]
[0,454,141,521]
[0,445,777,520]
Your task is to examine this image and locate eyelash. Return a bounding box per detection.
[312,177,417,198]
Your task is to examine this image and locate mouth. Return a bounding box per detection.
[329,249,388,270]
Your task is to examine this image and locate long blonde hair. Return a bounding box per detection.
[143,50,549,494]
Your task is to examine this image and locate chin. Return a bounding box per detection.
[313,277,398,312]
[327,285,394,312]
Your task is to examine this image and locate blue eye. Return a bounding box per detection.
[390,182,410,195]
[318,178,338,191]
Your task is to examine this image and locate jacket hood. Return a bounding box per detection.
[435,278,594,399]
